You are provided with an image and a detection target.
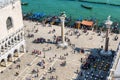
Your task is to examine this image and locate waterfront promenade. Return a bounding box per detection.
[0,20,119,80]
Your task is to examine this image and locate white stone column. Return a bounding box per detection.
[58,12,68,48]
[59,12,66,43]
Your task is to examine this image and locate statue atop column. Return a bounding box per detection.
[57,12,68,48]
[60,11,66,18]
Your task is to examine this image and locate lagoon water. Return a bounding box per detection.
[22,0,120,24]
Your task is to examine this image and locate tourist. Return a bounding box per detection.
[17,64,20,69]
[49,58,52,62]
[76,69,79,74]
[15,71,19,76]
[43,65,45,69]
[74,50,75,54]
[80,72,83,76]
[55,54,57,57]
[25,77,31,80]
[43,53,45,58]
[55,75,58,80]
[0,71,3,74]
[81,58,83,63]
[37,68,39,73]
[17,58,21,62]
[39,51,41,55]
[36,73,38,77]
[31,77,34,80]
[49,46,52,50]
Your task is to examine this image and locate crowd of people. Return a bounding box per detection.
[76,49,116,80]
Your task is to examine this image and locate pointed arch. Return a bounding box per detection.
[8,41,11,47]
[11,38,14,44]
[5,43,7,47]
[17,34,20,41]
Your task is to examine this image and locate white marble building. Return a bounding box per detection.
[107,42,120,80]
[0,0,25,67]
[113,43,120,80]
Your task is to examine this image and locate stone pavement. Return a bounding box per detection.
[0,20,119,80]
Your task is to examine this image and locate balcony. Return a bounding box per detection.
[0,39,25,56]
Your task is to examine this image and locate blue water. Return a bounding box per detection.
[21,0,120,24]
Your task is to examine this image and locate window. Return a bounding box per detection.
[6,17,13,30]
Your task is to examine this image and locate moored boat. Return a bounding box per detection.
[21,2,28,5]
[81,4,92,9]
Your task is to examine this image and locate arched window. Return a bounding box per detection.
[6,17,13,30]
[18,35,20,41]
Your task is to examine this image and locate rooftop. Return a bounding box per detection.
[0,0,18,9]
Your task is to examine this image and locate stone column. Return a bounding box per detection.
[59,12,66,43]
[58,12,68,48]
[104,16,112,52]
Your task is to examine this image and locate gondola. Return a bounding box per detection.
[81,4,92,9]
[21,2,28,6]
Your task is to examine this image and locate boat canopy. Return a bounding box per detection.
[29,12,46,19]
[81,20,94,27]
[33,12,46,17]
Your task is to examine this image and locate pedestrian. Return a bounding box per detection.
[18,64,20,69]
[74,50,75,54]
[76,69,79,74]
[1,71,3,73]
[49,46,51,50]
[81,58,83,63]
[80,72,83,76]
[36,73,38,77]
[42,60,45,64]
[43,65,45,69]
[43,53,45,58]
[31,77,34,80]
[56,75,58,80]
[17,58,21,62]
[39,51,41,55]
[55,54,57,57]
[49,67,52,71]
[37,68,39,73]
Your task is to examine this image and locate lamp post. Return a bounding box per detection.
[58,12,68,48]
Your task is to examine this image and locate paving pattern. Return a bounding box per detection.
[0,20,119,80]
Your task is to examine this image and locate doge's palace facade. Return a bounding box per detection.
[0,0,26,67]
